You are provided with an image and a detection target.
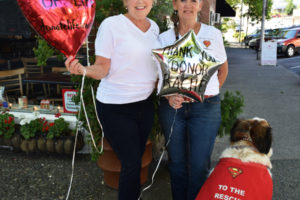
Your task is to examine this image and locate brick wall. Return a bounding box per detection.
[86,21,99,61]
[200,0,216,24]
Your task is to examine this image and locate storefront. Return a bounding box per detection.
[0,0,35,60]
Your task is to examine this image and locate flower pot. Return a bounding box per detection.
[37,137,47,152]
[64,137,74,154]
[55,139,64,154]
[20,139,30,153]
[97,138,152,190]
[11,134,22,150]
[27,139,37,152]
[46,139,55,153]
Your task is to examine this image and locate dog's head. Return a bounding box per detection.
[230,117,272,155]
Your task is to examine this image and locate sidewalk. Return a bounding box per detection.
[1,47,300,200]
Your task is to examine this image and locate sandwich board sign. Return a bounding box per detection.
[261,40,277,66]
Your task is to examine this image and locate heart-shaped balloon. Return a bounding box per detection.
[17,0,96,57]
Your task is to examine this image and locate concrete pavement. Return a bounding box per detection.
[0,47,300,200]
[214,47,300,200]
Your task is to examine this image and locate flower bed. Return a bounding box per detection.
[0,111,84,154]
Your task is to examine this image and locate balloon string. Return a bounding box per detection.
[138,109,178,199]
[65,69,85,200]
[80,73,103,154]
[90,85,104,153]
[65,69,104,200]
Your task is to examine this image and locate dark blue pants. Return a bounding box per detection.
[159,95,221,200]
[96,96,154,200]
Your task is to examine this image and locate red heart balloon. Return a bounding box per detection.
[17,0,96,57]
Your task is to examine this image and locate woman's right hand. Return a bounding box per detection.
[65,56,85,75]
[166,94,184,110]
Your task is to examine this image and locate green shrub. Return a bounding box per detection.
[47,118,70,139]
[0,113,15,139]
[218,91,245,137]
[21,118,43,140]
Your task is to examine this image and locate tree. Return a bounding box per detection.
[285,0,295,15]
[244,0,273,21]
[148,0,173,32]
[226,0,273,21]
[95,0,172,32]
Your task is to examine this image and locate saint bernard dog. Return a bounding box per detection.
[196,117,273,200]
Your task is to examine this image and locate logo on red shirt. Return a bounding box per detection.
[228,167,243,178]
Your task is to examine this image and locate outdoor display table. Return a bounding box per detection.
[2,105,90,154]
[7,104,77,128]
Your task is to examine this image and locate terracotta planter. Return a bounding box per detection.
[97,138,152,189]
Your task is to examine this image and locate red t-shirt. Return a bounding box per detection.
[196,158,273,200]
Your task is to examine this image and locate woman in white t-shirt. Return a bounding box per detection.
[65,0,159,199]
[158,0,228,200]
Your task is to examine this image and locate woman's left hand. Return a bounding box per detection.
[166,94,184,110]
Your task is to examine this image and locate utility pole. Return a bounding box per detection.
[239,0,243,44]
[260,0,267,65]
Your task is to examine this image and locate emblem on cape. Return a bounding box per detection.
[152,30,223,102]
[228,167,243,178]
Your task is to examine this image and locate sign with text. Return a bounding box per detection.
[62,89,79,113]
[261,41,277,66]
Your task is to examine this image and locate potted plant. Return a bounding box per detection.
[20,118,44,153]
[0,112,15,146]
[47,117,74,154]
[34,117,52,152]
[19,115,84,154]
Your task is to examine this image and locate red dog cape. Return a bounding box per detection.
[196,158,273,200]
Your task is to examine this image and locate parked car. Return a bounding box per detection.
[276,28,300,57]
[249,28,285,50]
[248,29,276,50]
[244,30,260,46]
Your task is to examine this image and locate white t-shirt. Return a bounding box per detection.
[159,23,227,96]
[95,14,160,104]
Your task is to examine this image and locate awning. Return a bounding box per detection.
[0,0,32,38]
[216,0,236,17]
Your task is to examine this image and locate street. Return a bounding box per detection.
[277,52,300,76]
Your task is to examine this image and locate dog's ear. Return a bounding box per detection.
[230,119,251,142]
[230,119,241,142]
[250,125,272,154]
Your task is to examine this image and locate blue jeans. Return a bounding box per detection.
[96,96,154,200]
[159,95,221,200]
